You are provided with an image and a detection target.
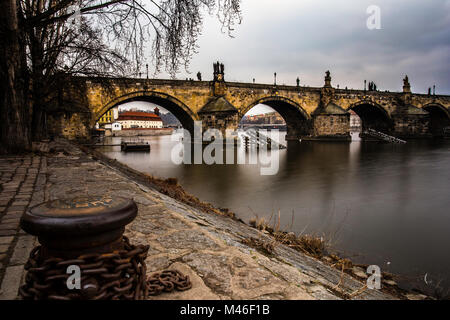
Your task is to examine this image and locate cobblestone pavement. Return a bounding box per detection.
[0,155,44,299]
[0,140,402,300]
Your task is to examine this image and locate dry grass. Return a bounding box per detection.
[249,217,273,233]
[248,211,327,259]
[241,237,275,256]
[277,233,326,259]
[143,173,236,219]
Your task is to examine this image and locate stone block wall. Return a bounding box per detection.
[312,114,350,140]
[48,112,91,140]
[393,114,430,138]
[198,112,239,137]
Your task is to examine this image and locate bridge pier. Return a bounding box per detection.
[389,83,432,138]
[307,102,351,141]
[197,96,240,139]
[284,121,311,141]
[391,112,431,138]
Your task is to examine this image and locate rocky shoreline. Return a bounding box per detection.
[78,140,431,300]
[0,139,431,300]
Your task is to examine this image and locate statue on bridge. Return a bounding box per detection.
[324,70,332,88]
[213,61,225,82]
[403,75,409,86]
[197,71,202,81]
[212,61,226,95]
[403,75,411,93]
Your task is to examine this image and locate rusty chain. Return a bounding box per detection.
[147,269,192,295]
[19,236,192,300]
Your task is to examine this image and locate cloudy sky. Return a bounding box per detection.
[151,0,450,95]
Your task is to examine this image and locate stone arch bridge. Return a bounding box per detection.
[54,67,450,141]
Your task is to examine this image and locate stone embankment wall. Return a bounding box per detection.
[106,128,174,137]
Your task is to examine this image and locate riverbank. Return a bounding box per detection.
[107,128,173,137]
[0,139,430,300]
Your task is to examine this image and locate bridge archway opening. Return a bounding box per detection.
[241,97,310,140]
[95,92,197,135]
[423,104,450,137]
[240,105,286,127]
[349,102,393,136]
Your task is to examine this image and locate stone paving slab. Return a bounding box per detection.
[0,155,43,300]
[0,140,402,300]
[0,266,24,300]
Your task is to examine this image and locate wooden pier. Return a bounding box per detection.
[120,138,151,152]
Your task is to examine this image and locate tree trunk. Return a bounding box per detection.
[31,72,47,142]
[30,27,48,142]
[31,103,47,141]
[0,0,31,153]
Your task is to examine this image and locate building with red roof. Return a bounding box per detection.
[117,111,163,129]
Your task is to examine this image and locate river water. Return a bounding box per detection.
[98,132,450,294]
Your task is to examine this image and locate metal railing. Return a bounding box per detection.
[364,128,407,144]
[241,129,287,150]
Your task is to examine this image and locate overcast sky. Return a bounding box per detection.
[127,0,449,116]
[150,0,450,95]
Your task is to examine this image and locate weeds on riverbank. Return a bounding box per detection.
[246,212,437,300]
[241,237,275,255]
[143,174,237,220]
[248,213,327,259]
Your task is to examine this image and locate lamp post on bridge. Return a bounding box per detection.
[274,72,277,86]
[146,64,149,79]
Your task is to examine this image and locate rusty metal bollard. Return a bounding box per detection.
[19,196,149,300]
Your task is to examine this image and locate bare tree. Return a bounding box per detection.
[0,0,31,153]
[0,0,242,152]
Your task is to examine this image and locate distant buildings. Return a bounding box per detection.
[98,107,119,125]
[96,107,164,130]
[111,122,122,131]
[349,110,362,131]
[241,112,285,124]
[117,111,163,129]
[98,109,114,125]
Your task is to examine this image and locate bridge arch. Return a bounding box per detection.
[241,96,311,140]
[423,103,450,136]
[95,90,199,133]
[348,100,393,134]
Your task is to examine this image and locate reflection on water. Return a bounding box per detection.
[99,133,450,292]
